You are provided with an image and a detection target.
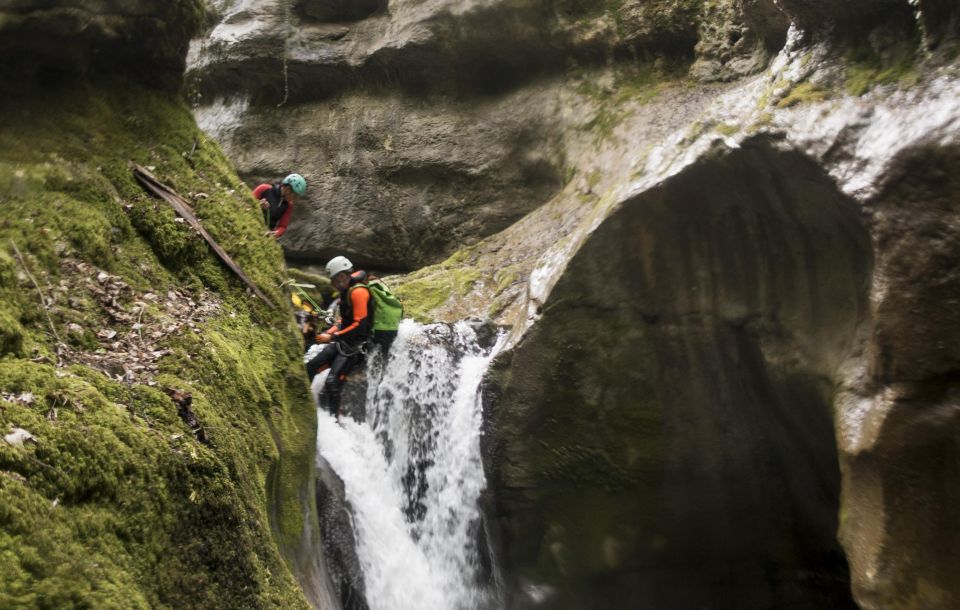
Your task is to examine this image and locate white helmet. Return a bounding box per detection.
[325,255,353,277]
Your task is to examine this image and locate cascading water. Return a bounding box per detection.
[316,320,501,610]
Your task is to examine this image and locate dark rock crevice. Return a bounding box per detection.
[296,0,387,24]
[777,0,918,40]
[482,138,872,608]
[0,1,204,90]
[914,0,960,48]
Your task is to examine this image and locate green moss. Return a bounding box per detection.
[715,122,739,136]
[0,308,24,356]
[494,265,523,297]
[390,242,489,322]
[394,265,482,323]
[575,60,691,142]
[0,81,314,608]
[755,77,789,112]
[845,37,920,96]
[777,81,832,108]
[128,198,209,267]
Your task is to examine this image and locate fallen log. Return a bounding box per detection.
[132,164,277,308]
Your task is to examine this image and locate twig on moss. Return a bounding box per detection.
[9,240,61,344]
[136,303,146,347]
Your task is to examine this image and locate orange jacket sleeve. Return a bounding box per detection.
[331,288,370,341]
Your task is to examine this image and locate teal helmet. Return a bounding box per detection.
[282,173,307,196]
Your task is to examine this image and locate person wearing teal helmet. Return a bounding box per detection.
[252,173,307,238]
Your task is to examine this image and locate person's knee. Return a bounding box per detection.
[324,374,342,395]
[307,360,325,380]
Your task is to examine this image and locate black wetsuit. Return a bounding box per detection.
[306,274,373,416]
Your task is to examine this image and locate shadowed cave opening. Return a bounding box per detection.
[486,138,871,608]
[295,0,387,23]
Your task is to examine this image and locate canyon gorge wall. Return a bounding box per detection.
[187,0,960,608]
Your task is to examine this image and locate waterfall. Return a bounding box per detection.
[316,320,500,610]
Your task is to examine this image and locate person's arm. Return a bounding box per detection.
[316,323,339,343]
[252,183,271,201]
[272,201,294,237]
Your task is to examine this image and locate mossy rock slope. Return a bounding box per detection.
[0,80,320,608]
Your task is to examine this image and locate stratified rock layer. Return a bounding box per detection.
[189,0,729,268]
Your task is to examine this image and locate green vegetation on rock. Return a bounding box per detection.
[777,81,832,108]
[844,33,920,96]
[575,59,692,142]
[392,247,484,322]
[0,80,315,608]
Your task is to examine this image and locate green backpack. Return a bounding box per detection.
[367,279,403,332]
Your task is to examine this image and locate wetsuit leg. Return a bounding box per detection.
[373,330,397,357]
[323,352,359,417]
[306,344,338,380]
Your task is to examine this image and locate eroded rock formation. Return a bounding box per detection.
[483,138,869,608]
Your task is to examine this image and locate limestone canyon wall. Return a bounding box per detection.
[191,1,960,608]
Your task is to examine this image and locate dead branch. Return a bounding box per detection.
[9,240,61,344]
[131,164,277,309]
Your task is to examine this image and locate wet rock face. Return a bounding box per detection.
[316,456,370,610]
[211,92,565,268]
[482,139,870,608]
[0,0,203,88]
[837,145,960,609]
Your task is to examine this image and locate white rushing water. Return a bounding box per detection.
[316,320,500,610]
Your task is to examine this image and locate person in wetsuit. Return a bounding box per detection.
[251,173,307,239]
[306,256,373,418]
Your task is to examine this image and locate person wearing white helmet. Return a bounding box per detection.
[251,173,307,239]
[306,255,374,419]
